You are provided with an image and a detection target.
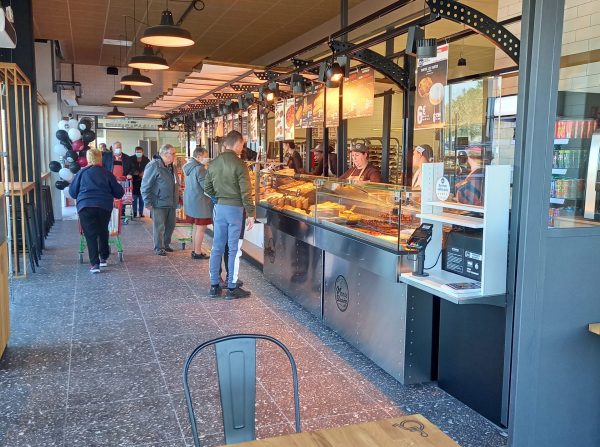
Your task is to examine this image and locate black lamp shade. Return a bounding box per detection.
[114,85,142,99]
[129,45,169,70]
[140,9,194,48]
[416,38,438,59]
[107,106,125,118]
[120,68,153,87]
[111,96,134,104]
[326,63,344,83]
[457,57,467,67]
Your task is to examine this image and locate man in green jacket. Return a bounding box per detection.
[205,130,255,298]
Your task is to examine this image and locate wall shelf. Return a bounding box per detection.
[417,213,484,229]
[424,201,485,214]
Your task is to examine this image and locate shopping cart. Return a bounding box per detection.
[119,179,133,224]
[78,199,125,263]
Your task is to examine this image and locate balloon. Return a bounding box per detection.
[69,163,81,174]
[59,167,74,181]
[77,156,88,167]
[67,119,79,131]
[78,118,92,131]
[56,130,69,143]
[81,130,96,144]
[71,139,85,152]
[55,180,68,190]
[49,161,62,173]
[65,150,78,163]
[58,120,68,131]
[68,128,81,142]
[53,144,67,157]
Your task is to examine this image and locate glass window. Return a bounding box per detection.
[548,1,600,228]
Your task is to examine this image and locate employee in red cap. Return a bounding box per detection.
[455,145,493,206]
[339,142,382,183]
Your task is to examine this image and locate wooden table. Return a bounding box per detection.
[225,415,460,447]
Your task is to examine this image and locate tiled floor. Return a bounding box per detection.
[0,217,508,447]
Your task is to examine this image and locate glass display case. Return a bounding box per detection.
[257,170,318,221]
[314,179,420,252]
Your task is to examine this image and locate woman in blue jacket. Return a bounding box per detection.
[69,148,124,273]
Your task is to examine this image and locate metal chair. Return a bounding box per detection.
[183,333,301,447]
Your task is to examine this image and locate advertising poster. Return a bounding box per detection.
[342,67,375,120]
[415,43,448,129]
[249,108,258,143]
[284,98,295,140]
[233,113,240,132]
[215,116,224,138]
[294,96,305,129]
[304,91,314,128]
[241,111,249,138]
[326,87,340,128]
[275,101,285,141]
[311,86,325,128]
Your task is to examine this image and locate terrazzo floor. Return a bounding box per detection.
[0,215,508,446]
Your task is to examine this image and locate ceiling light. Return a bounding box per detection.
[326,63,344,83]
[259,85,275,103]
[416,38,437,59]
[129,45,169,70]
[111,96,134,104]
[140,9,194,48]
[457,57,467,67]
[120,68,153,86]
[114,85,142,99]
[103,39,133,47]
[106,106,125,118]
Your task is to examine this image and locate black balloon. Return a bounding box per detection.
[55,180,68,190]
[81,130,96,144]
[65,150,78,163]
[69,163,81,174]
[56,129,70,143]
[79,118,92,131]
[49,160,61,172]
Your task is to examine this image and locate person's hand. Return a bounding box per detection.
[246,216,255,231]
[127,174,133,179]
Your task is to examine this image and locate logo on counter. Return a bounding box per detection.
[334,275,349,312]
[393,419,429,437]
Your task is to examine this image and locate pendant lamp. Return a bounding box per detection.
[416,38,437,59]
[111,96,134,105]
[114,85,142,99]
[140,9,194,48]
[107,106,125,118]
[129,45,169,70]
[120,68,153,87]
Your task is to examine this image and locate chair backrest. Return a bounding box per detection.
[183,333,301,447]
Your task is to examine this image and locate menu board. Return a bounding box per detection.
[249,108,258,143]
[284,98,295,140]
[342,67,375,120]
[215,116,224,138]
[233,113,240,132]
[275,100,285,141]
[311,86,325,128]
[304,92,314,128]
[294,96,305,129]
[414,43,448,129]
[326,87,340,128]
[241,111,249,138]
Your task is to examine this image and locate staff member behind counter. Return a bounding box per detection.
[310,143,338,176]
[284,141,304,174]
[339,143,383,183]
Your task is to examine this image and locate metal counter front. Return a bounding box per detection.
[260,206,432,384]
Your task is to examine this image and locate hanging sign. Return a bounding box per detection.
[249,108,258,143]
[233,113,240,132]
[342,67,375,120]
[284,98,295,140]
[326,87,340,128]
[275,100,285,141]
[415,44,449,129]
[294,96,305,129]
[304,91,314,128]
[311,86,325,128]
[241,111,249,138]
[215,116,224,138]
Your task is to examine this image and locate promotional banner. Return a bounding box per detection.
[275,100,285,141]
[284,98,295,140]
[233,113,240,132]
[249,108,258,143]
[311,86,325,128]
[326,87,340,128]
[415,43,448,129]
[215,116,224,138]
[342,67,375,120]
[294,96,305,129]
[241,111,249,138]
[304,91,314,128]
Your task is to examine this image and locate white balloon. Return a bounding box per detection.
[68,119,79,131]
[58,120,68,130]
[78,123,86,131]
[59,167,74,182]
[53,144,67,157]
[67,128,82,141]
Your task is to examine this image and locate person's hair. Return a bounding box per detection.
[193,147,207,158]
[415,144,434,162]
[159,144,174,155]
[466,144,494,164]
[286,141,296,149]
[223,130,243,150]
[99,143,106,148]
[113,141,122,148]
[134,146,144,152]
[87,148,102,165]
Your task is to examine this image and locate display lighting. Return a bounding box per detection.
[238,92,255,110]
[291,73,305,95]
[129,45,169,70]
[140,8,194,48]
[226,99,240,114]
[121,68,153,86]
[259,85,275,103]
[113,85,142,99]
[111,95,134,104]
[106,106,125,118]
[326,62,344,83]
[416,38,437,58]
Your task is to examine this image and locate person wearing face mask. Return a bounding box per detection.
[339,143,382,183]
[102,141,133,181]
[131,146,150,218]
[183,147,213,259]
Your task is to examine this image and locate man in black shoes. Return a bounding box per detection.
[205,130,255,299]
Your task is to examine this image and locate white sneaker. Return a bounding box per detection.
[99,260,108,267]
[90,264,101,273]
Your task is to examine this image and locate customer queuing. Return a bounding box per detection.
[68,148,124,273]
[183,147,213,259]
[141,144,179,256]
[204,130,255,299]
[102,141,132,181]
[131,146,150,218]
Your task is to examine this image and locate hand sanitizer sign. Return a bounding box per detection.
[435,176,451,201]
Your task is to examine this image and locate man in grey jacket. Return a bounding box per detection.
[141,144,179,256]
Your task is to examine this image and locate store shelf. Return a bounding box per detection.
[417,213,484,229]
[400,271,505,306]
[424,201,485,214]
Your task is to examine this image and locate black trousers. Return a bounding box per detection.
[79,207,112,266]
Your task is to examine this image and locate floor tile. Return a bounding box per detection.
[70,337,156,371]
[0,409,65,447]
[0,372,68,416]
[0,344,70,377]
[72,317,148,343]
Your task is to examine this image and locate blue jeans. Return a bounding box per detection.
[132,194,144,216]
[209,204,243,289]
